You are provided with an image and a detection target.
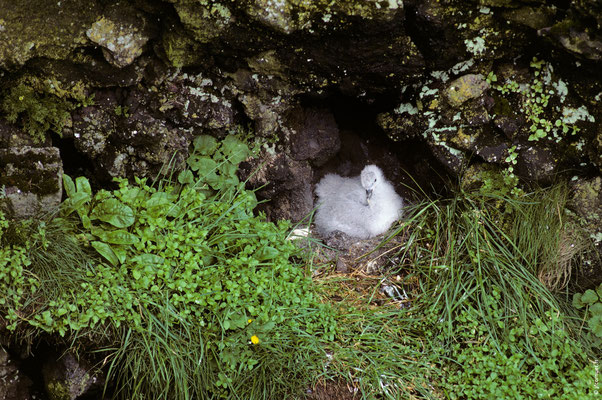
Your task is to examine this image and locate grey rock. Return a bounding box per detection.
[0,146,63,218]
[0,347,33,400]
[42,352,102,400]
[155,71,237,132]
[242,152,313,222]
[173,1,234,43]
[570,176,602,234]
[514,144,557,184]
[288,107,340,166]
[86,2,151,68]
[0,1,101,69]
[569,176,602,287]
[244,0,404,34]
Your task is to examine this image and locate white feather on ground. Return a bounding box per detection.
[314,165,404,239]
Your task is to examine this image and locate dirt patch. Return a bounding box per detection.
[306,380,359,400]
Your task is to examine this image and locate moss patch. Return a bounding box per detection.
[0,0,100,68]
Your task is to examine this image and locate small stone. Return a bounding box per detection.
[335,258,349,273]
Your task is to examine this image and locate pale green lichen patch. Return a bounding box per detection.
[86,16,149,67]
[46,380,71,400]
[174,1,233,43]
[465,36,486,56]
[394,103,419,116]
[561,106,595,125]
[492,58,594,143]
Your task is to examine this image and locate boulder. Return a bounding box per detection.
[42,351,103,400]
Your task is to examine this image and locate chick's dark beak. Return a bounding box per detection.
[366,189,373,204]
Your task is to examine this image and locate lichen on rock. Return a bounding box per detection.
[172,0,234,43]
[86,3,151,68]
[444,74,490,108]
[0,0,101,69]
[243,0,404,34]
[0,146,63,218]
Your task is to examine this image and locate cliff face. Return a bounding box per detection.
[1,0,601,245]
[1,2,602,397]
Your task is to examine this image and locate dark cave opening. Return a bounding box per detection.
[300,92,451,200]
[50,133,107,198]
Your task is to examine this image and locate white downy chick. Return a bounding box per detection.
[314,165,403,239]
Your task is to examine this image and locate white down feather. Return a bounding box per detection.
[314,165,403,239]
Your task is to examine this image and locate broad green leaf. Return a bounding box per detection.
[195,158,218,178]
[596,283,602,298]
[587,314,602,331]
[81,214,92,229]
[572,293,585,309]
[131,254,164,265]
[75,176,92,197]
[145,192,175,217]
[69,192,91,209]
[91,241,119,266]
[103,230,139,245]
[92,198,135,228]
[594,324,602,338]
[257,246,279,261]
[63,174,75,198]
[62,191,91,217]
[186,154,201,171]
[167,204,182,218]
[590,302,602,315]
[220,162,237,178]
[193,135,218,155]
[178,169,194,184]
[120,186,142,204]
[113,246,127,264]
[222,135,250,164]
[146,191,175,208]
[582,289,599,305]
[227,314,249,330]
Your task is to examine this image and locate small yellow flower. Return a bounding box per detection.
[250,335,259,344]
[18,96,24,101]
[247,319,253,324]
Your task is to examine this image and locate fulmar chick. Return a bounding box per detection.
[314,165,403,239]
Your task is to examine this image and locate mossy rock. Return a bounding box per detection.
[0,0,101,69]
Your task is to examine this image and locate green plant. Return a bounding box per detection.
[114,105,130,117]
[1,82,73,143]
[502,145,522,196]
[325,295,441,399]
[1,76,94,143]
[492,57,587,142]
[381,185,598,395]
[0,211,35,330]
[440,303,596,399]
[573,283,602,340]
[1,134,336,399]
